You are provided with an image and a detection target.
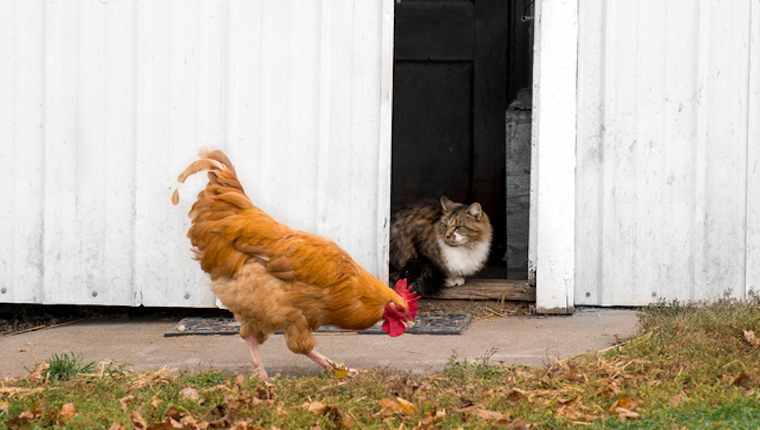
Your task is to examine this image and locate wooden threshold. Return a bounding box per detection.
[426,279,535,301]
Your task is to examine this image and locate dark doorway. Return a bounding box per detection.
[392,0,533,280]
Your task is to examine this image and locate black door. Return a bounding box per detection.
[392,0,521,269]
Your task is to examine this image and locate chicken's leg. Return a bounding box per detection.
[244,336,271,384]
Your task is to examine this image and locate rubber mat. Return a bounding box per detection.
[165,313,472,337]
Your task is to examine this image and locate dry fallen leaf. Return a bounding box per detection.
[669,393,689,407]
[144,417,180,430]
[107,423,126,430]
[59,402,76,421]
[451,404,479,414]
[120,395,136,413]
[208,410,235,428]
[395,397,415,414]
[234,373,246,387]
[556,407,600,422]
[566,371,587,382]
[505,388,529,405]
[180,387,201,402]
[150,398,162,411]
[731,371,751,387]
[609,396,634,414]
[180,414,205,430]
[609,396,640,421]
[744,330,760,347]
[614,407,640,420]
[474,408,510,423]
[229,421,263,430]
[165,406,181,422]
[17,401,45,421]
[303,401,328,414]
[28,361,50,384]
[131,411,148,430]
[5,413,35,429]
[414,407,446,430]
[328,408,355,429]
[558,395,581,406]
[255,385,277,401]
[452,404,511,426]
[333,368,350,380]
[508,418,531,430]
[377,397,416,417]
[597,379,621,397]
[303,400,354,429]
[170,417,183,429]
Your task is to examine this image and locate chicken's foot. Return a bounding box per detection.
[307,350,359,375]
[244,336,272,384]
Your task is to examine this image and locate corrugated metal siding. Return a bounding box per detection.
[576,0,760,305]
[0,0,394,307]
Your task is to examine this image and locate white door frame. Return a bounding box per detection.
[529,0,578,314]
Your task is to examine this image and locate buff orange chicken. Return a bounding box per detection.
[172,149,419,382]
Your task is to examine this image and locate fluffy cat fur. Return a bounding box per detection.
[389,196,493,296]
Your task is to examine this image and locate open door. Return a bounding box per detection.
[391,0,535,301]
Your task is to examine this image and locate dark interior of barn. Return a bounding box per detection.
[391,0,535,299]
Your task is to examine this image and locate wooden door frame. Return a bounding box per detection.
[529,0,578,314]
[378,0,395,284]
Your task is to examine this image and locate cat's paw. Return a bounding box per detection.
[444,277,465,287]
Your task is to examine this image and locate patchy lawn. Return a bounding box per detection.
[2,297,760,429]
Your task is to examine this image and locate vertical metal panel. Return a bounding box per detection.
[0,0,46,304]
[0,0,393,306]
[133,0,225,307]
[42,0,138,306]
[576,0,758,305]
[747,0,760,294]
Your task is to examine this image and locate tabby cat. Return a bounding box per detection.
[389,196,493,296]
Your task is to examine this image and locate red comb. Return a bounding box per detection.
[394,279,419,319]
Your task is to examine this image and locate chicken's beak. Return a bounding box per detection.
[405,319,415,329]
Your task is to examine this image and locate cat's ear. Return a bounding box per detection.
[467,203,483,221]
[440,196,458,211]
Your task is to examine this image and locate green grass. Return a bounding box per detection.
[44,353,96,381]
[3,297,760,429]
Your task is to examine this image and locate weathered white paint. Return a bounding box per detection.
[0,1,47,304]
[748,0,760,295]
[530,0,578,313]
[573,0,760,305]
[0,0,393,307]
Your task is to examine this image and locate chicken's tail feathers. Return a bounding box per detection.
[172,148,250,210]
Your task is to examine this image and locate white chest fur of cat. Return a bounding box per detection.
[437,236,491,287]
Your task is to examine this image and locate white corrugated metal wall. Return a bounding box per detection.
[0,0,394,307]
[574,0,760,305]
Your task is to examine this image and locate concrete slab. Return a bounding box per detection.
[0,308,639,379]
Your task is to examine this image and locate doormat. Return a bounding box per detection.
[165,313,472,337]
